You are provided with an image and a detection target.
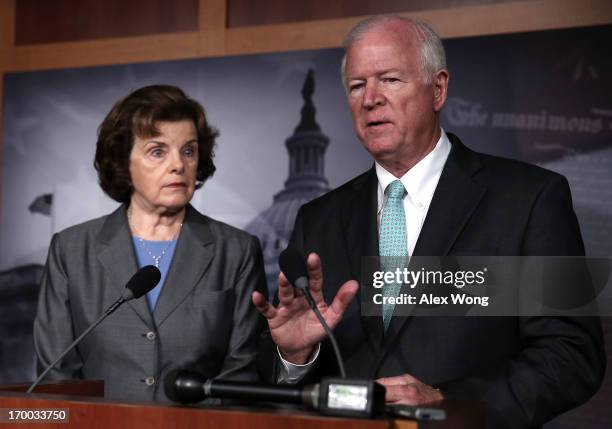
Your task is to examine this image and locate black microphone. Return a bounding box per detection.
[123,265,161,300]
[164,369,310,405]
[164,369,385,418]
[27,265,161,394]
[279,248,308,290]
[278,248,347,378]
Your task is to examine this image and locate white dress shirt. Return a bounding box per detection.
[279,129,452,380]
[376,129,451,255]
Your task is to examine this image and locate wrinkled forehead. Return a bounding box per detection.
[132,116,196,141]
[345,29,420,75]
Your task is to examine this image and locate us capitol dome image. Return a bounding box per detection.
[245,69,330,297]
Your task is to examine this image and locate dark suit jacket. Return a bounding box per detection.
[34,204,267,402]
[259,134,605,428]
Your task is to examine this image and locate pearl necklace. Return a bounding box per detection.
[128,209,183,268]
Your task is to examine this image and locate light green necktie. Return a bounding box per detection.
[379,180,408,331]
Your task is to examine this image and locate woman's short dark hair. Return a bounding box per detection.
[94,84,218,203]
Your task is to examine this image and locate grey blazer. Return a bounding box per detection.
[34,204,267,402]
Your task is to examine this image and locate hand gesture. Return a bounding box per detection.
[252,252,358,364]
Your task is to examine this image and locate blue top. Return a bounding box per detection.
[132,237,178,311]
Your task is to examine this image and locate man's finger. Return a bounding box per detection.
[278,271,290,288]
[377,373,420,386]
[306,253,324,294]
[278,271,296,306]
[384,384,419,405]
[329,280,359,321]
[252,291,277,320]
[377,376,403,386]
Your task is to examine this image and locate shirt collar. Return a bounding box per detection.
[375,128,451,210]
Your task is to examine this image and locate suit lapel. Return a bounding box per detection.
[153,205,215,327]
[380,135,487,360]
[412,135,486,257]
[342,168,385,353]
[344,168,379,280]
[96,205,153,327]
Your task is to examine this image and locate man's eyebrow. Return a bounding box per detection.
[380,68,402,74]
[348,68,403,79]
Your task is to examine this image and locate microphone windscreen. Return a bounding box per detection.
[164,369,208,404]
[279,247,307,285]
[125,265,161,300]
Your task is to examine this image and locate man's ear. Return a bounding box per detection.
[433,69,449,112]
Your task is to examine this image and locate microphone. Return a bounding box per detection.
[279,248,347,378]
[164,369,385,418]
[279,248,308,290]
[27,265,161,394]
[164,369,311,405]
[123,265,161,300]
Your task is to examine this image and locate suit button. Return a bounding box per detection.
[144,376,155,386]
[145,331,156,341]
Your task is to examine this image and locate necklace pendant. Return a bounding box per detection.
[154,256,161,268]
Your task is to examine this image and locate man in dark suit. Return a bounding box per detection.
[252,15,605,427]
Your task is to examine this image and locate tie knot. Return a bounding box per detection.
[386,180,406,199]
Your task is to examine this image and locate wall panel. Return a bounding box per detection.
[1,0,607,73]
[227,0,516,27]
[225,0,612,54]
[0,0,15,205]
[198,0,227,56]
[15,0,198,45]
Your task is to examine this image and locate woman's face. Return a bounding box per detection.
[129,120,199,214]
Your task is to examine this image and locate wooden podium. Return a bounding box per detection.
[0,381,483,428]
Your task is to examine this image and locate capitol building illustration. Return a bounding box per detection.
[246,69,330,297]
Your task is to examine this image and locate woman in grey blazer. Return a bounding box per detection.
[33,85,267,402]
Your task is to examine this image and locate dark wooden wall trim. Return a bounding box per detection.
[4,0,611,72]
[15,0,199,45]
[227,0,516,28]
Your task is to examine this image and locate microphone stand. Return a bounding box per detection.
[301,288,346,378]
[27,296,128,393]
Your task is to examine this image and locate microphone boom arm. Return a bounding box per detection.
[27,296,127,394]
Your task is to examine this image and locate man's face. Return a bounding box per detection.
[345,25,446,169]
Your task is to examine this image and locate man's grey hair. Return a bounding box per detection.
[341,15,447,86]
